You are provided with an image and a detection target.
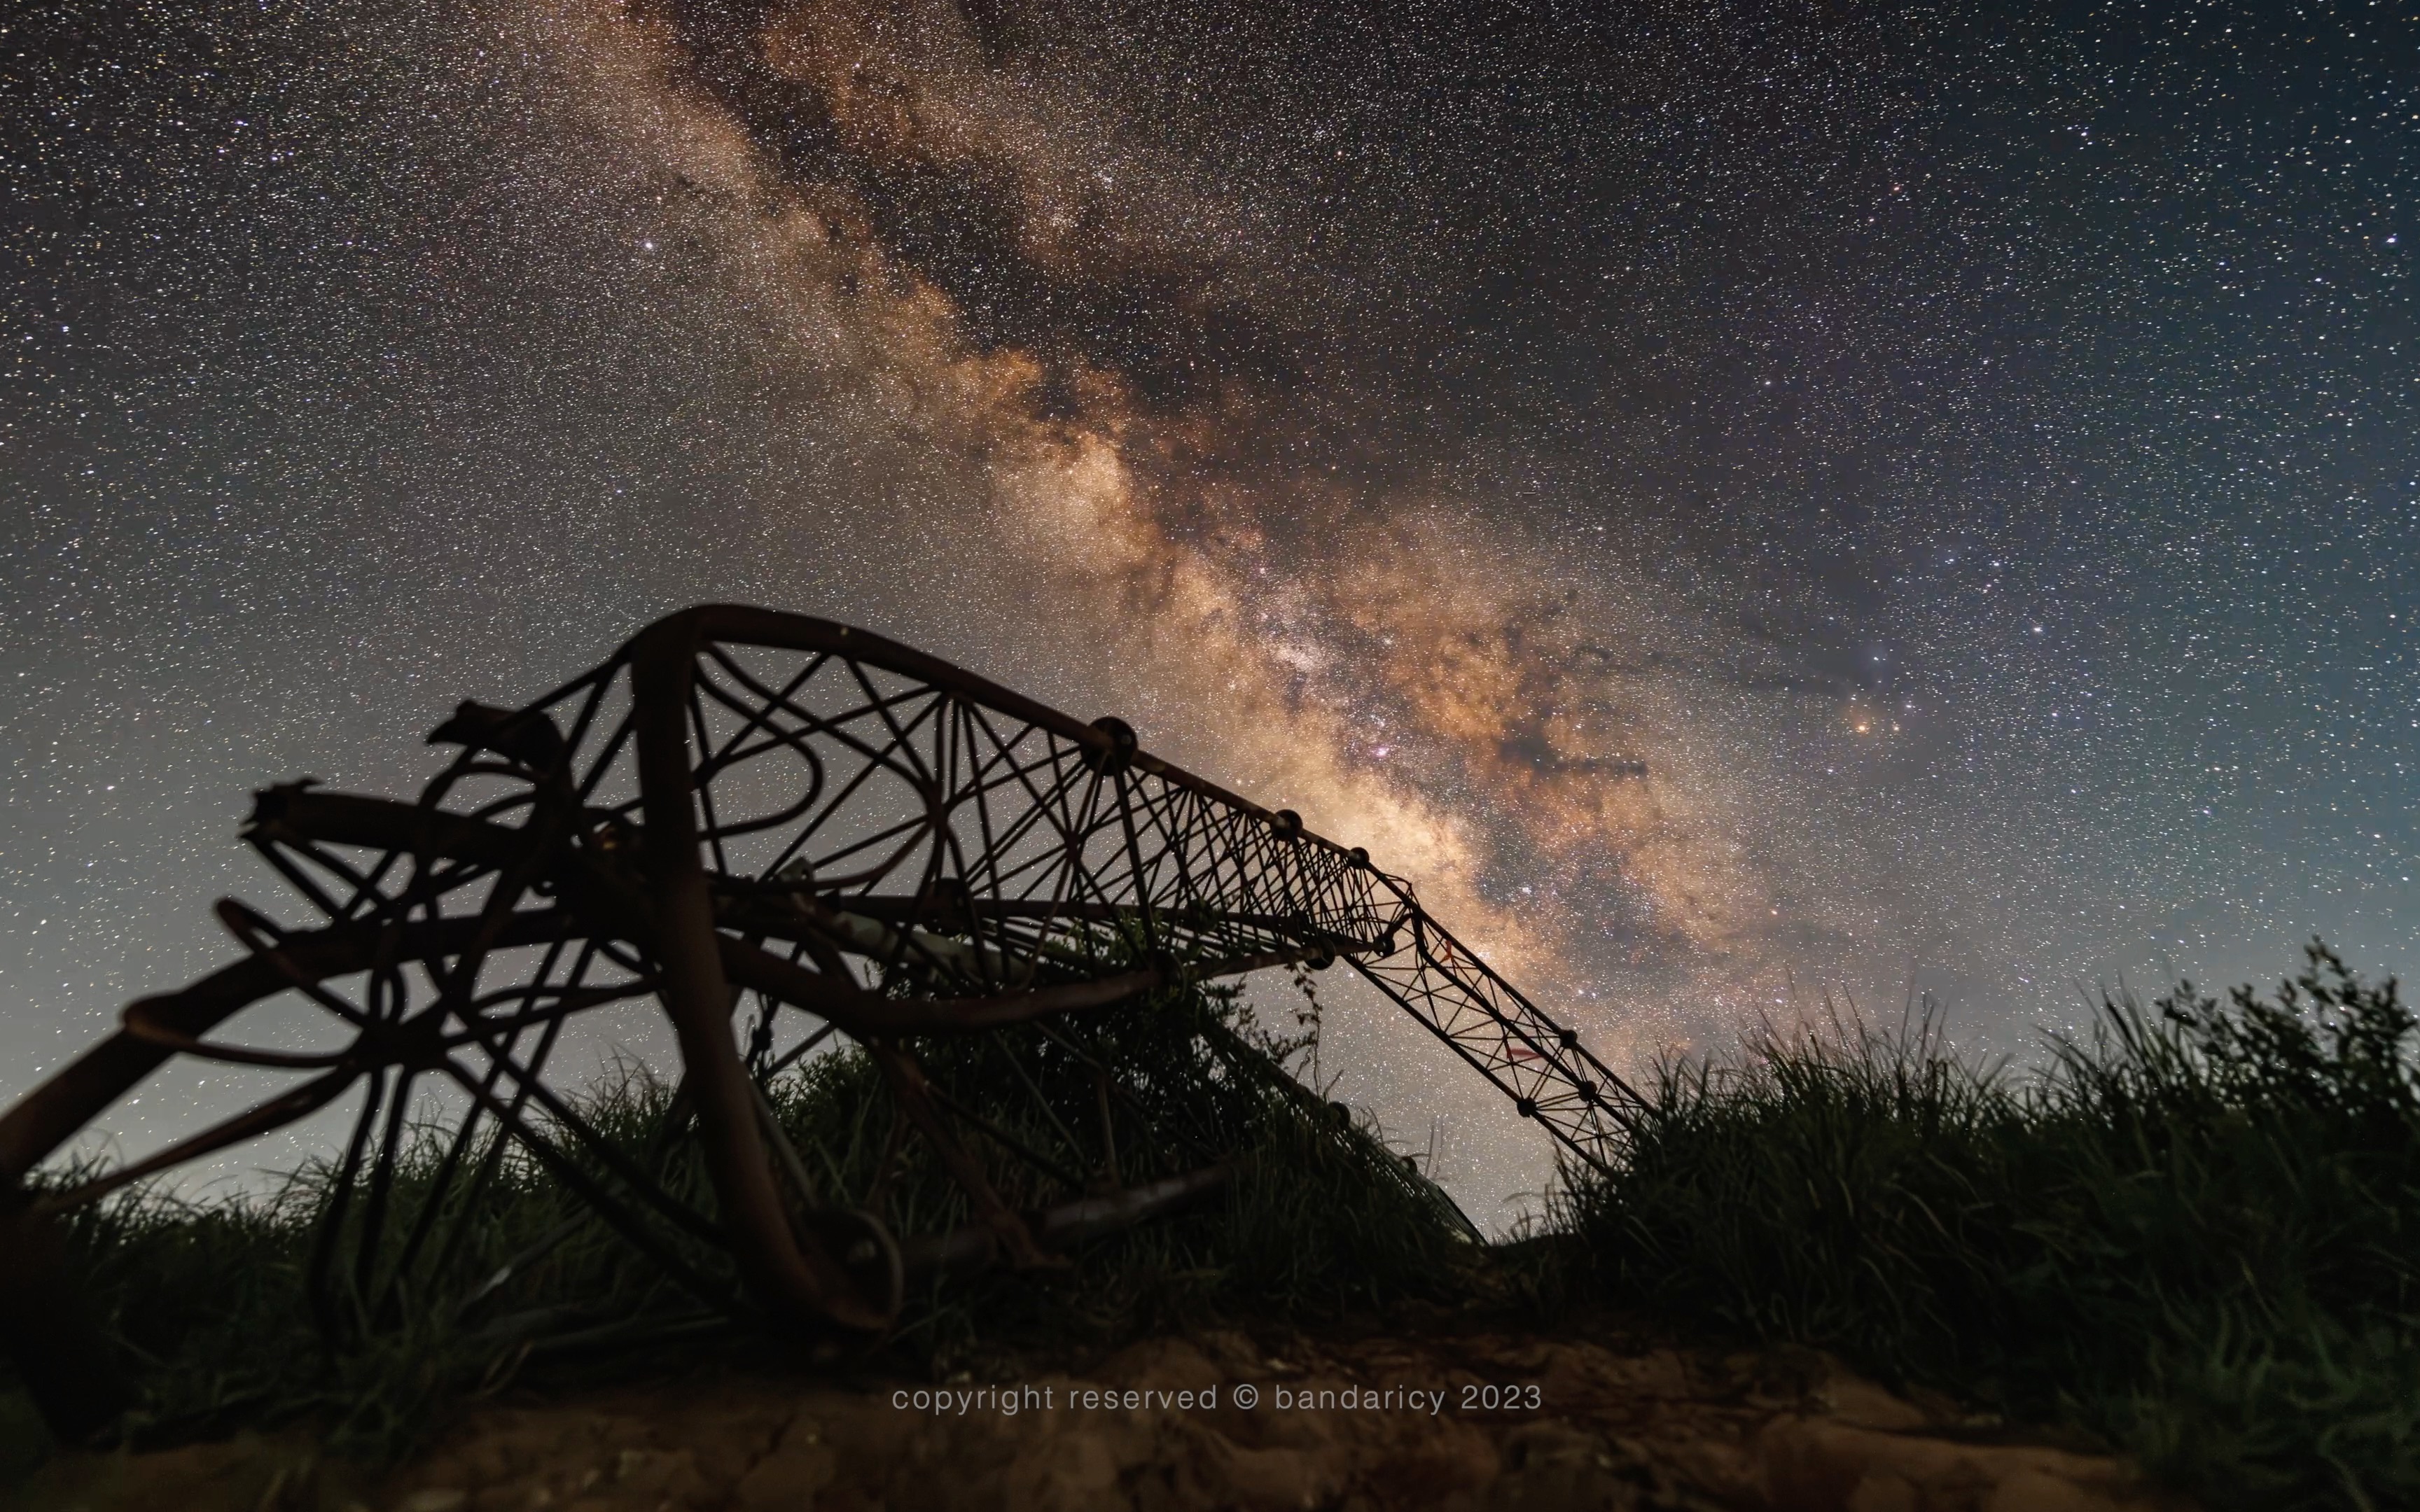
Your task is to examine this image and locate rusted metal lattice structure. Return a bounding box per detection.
[0,606,1639,1434]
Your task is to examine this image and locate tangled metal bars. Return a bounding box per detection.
[0,604,1639,1437]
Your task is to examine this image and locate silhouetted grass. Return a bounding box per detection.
[15,944,2411,1509]
[1551,942,2420,1510]
[0,977,1476,1471]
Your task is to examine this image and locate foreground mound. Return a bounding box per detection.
[14,1324,2184,1512]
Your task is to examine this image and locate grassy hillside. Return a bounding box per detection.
[1546,942,2419,1511]
[0,979,1475,1469]
[6,945,2415,1511]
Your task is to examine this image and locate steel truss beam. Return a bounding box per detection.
[0,605,1635,1439]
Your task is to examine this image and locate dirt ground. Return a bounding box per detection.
[8,1324,2188,1512]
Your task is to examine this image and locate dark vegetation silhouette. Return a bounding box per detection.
[1542,941,2419,1511]
[4,944,2414,1511]
[0,979,1474,1470]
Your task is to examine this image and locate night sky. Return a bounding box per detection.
[5,0,2414,1214]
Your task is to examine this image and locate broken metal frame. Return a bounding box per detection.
[0,604,1640,1438]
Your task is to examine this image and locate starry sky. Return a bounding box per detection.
[4,0,2414,1214]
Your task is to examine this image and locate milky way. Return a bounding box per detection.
[4,0,2414,1214]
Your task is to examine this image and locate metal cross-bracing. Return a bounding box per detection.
[1350,885,1646,1162]
[0,604,1637,1439]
